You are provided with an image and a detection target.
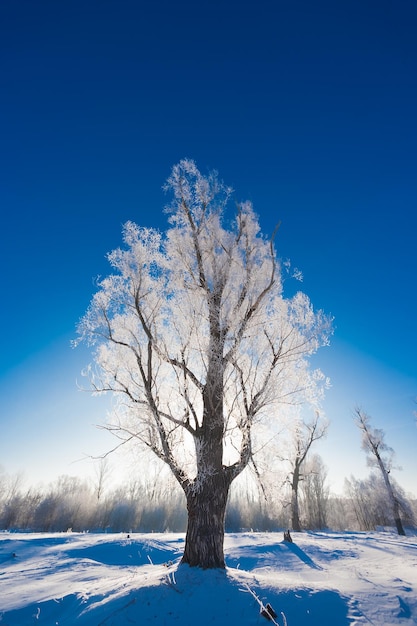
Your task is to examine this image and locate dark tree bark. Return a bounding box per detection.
[394,515,406,536]
[182,473,232,568]
[291,462,302,532]
[181,313,235,568]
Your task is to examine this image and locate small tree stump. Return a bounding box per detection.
[261,603,277,620]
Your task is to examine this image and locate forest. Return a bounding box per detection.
[1,458,415,535]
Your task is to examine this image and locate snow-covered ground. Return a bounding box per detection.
[1,529,416,625]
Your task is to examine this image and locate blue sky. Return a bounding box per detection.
[1,0,416,496]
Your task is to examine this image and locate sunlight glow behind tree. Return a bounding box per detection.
[76,160,333,568]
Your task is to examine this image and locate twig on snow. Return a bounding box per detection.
[240,583,287,626]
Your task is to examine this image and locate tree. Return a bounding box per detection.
[94,457,111,501]
[76,159,332,568]
[301,453,329,529]
[354,407,406,536]
[284,411,328,531]
[344,473,414,531]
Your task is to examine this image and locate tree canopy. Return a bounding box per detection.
[76,160,333,566]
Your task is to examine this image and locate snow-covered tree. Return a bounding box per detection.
[354,407,406,535]
[301,453,329,529]
[283,410,328,531]
[344,473,414,531]
[76,160,332,568]
[94,458,111,502]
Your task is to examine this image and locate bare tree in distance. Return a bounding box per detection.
[75,159,333,568]
[94,458,111,501]
[301,453,330,529]
[284,410,328,531]
[354,407,406,536]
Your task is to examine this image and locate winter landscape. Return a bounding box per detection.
[1,162,416,625]
[1,528,416,625]
[2,5,417,626]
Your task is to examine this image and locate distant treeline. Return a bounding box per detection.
[0,467,415,533]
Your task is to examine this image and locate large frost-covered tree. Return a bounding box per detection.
[76,160,332,568]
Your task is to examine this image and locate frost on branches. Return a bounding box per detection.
[76,159,333,568]
[354,408,406,536]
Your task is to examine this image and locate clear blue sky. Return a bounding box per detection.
[1,0,416,496]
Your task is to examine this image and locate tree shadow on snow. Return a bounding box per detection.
[65,538,179,567]
[281,540,323,570]
[269,588,350,626]
[170,565,350,626]
[0,564,351,626]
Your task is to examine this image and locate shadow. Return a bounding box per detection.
[0,535,68,550]
[225,539,324,572]
[269,588,350,626]
[66,538,180,567]
[0,595,83,626]
[398,595,412,619]
[0,561,351,626]
[282,540,323,570]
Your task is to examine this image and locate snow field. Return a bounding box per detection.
[1,530,416,625]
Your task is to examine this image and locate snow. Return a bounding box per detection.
[1,530,416,625]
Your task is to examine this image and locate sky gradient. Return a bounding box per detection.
[1,0,416,496]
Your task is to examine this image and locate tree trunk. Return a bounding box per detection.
[394,516,406,536]
[377,455,406,536]
[180,293,238,568]
[291,463,302,532]
[181,473,231,568]
[391,497,406,536]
